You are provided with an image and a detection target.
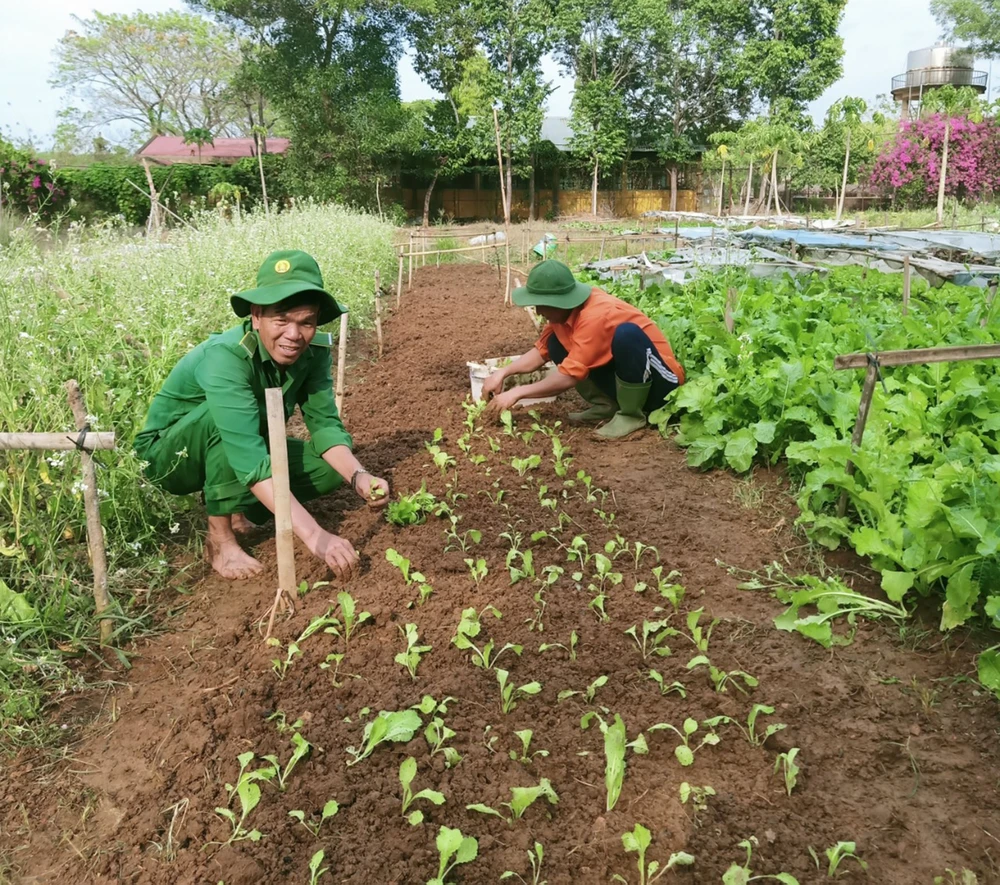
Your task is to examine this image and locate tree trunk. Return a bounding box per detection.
[528,153,536,221]
[256,132,270,215]
[757,160,769,210]
[669,165,678,212]
[717,158,725,217]
[770,149,781,217]
[837,127,851,223]
[743,158,754,216]
[936,120,950,225]
[423,169,439,228]
[591,158,599,215]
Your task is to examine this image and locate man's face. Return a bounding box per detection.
[537,305,571,323]
[251,303,320,366]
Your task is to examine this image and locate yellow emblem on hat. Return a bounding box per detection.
[274,259,291,274]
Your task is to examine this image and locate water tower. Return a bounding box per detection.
[891,43,987,115]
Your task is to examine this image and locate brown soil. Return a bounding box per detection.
[2,264,999,885]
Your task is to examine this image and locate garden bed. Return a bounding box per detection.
[1,264,998,884]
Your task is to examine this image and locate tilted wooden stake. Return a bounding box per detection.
[396,247,404,308]
[902,255,911,316]
[335,312,349,415]
[374,268,384,358]
[65,380,112,644]
[836,361,878,518]
[264,388,296,639]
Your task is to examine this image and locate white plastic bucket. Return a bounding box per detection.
[467,356,557,407]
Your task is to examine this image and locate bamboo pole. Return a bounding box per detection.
[396,248,404,308]
[264,388,296,638]
[374,269,384,358]
[408,231,413,290]
[65,380,112,644]
[983,279,998,329]
[493,108,512,304]
[837,362,878,518]
[0,432,115,451]
[834,343,1000,370]
[724,288,738,334]
[902,255,911,317]
[335,312,349,414]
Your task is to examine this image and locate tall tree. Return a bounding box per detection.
[824,97,885,222]
[921,85,984,224]
[932,0,1000,56]
[51,11,243,138]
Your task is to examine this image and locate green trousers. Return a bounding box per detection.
[136,402,342,524]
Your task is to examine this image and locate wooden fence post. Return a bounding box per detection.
[264,388,296,639]
[902,255,911,317]
[374,269,384,358]
[335,312,349,415]
[65,380,112,644]
[836,360,879,518]
[408,232,413,290]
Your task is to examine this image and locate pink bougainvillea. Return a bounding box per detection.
[869,114,1000,205]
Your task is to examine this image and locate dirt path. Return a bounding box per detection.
[2,264,998,884]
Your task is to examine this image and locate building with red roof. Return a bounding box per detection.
[135,135,290,165]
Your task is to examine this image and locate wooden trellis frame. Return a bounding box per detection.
[834,343,1000,517]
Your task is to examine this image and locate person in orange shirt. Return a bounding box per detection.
[483,260,684,438]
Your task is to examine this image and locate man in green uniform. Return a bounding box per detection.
[134,250,388,582]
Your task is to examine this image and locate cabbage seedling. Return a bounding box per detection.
[451,606,522,670]
[824,842,867,876]
[424,716,461,767]
[386,484,437,526]
[496,668,542,714]
[268,639,301,680]
[399,756,446,825]
[288,800,339,837]
[581,712,647,811]
[648,718,720,767]
[425,442,456,474]
[648,671,686,697]
[508,549,536,584]
[612,823,694,885]
[509,729,549,765]
[651,567,685,609]
[511,454,541,477]
[686,655,758,694]
[346,709,423,766]
[214,756,273,845]
[679,782,716,818]
[466,777,559,823]
[395,623,431,680]
[262,732,311,791]
[464,557,488,585]
[307,849,329,885]
[427,825,478,885]
[558,674,607,704]
[773,748,800,796]
[444,519,481,553]
[502,841,546,884]
[336,590,371,644]
[588,593,610,623]
[625,620,673,660]
[539,631,578,660]
[722,836,800,884]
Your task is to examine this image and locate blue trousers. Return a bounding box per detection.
[547,322,679,412]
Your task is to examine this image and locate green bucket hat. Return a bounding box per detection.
[512,259,593,310]
[231,250,345,326]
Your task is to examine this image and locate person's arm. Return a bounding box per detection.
[322,444,389,505]
[480,347,546,400]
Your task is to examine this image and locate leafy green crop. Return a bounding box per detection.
[346,709,422,766]
[427,825,478,885]
[399,756,446,825]
[612,823,694,885]
[581,712,647,811]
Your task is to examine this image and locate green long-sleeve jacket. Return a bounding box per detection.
[134,321,352,487]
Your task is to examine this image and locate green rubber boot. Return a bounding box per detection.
[568,378,617,423]
[595,377,651,439]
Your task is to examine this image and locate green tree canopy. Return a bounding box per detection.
[932,0,1000,57]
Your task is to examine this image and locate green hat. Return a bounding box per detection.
[512,259,592,310]
[231,250,345,326]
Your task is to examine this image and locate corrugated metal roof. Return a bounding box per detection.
[136,136,290,164]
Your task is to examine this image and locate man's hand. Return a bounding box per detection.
[355,472,390,509]
[485,388,521,420]
[307,529,360,583]
[480,369,506,401]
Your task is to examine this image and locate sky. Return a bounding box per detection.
[1,0,993,148]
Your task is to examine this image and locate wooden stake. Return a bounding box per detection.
[837,362,878,518]
[902,255,911,317]
[335,312,349,414]
[599,235,607,261]
[374,269,384,358]
[396,248,404,308]
[674,218,679,248]
[0,432,115,451]
[264,388,296,638]
[65,380,112,644]
[407,231,413,290]
[983,279,998,329]
[493,108,512,304]
[724,288,738,334]
[834,342,1000,370]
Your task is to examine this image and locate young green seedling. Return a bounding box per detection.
[625,620,673,660]
[824,842,867,876]
[723,836,800,884]
[558,674,608,705]
[214,764,268,845]
[386,484,437,526]
[537,483,557,511]
[551,435,573,477]
[648,671,687,697]
[774,748,800,796]
[501,841,547,885]
[424,716,462,767]
[509,728,549,765]
[508,548,536,585]
[611,823,694,885]
[933,870,979,885]
[464,557,488,585]
[319,652,355,687]
[497,668,542,714]
[425,441,456,474]
[581,712,647,811]
[686,655,758,694]
[677,607,717,651]
[511,454,542,477]
[679,782,716,819]
[466,777,559,823]
[588,593,610,623]
[399,756,446,825]
[427,825,478,885]
[346,708,423,766]
[288,800,339,838]
[451,606,522,670]
[564,534,593,570]
[589,553,624,594]
[262,732,311,791]
[266,710,304,734]
[500,409,516,437]
[648,718,720,767]
[335,590,371,645]
[395,623,431,680]
[444,519,482,554]
[268,639,301,680]
[526,589,547,632]
[649,566,684,609]
[307,849,329,885]
[296,607,341,644]
[703,706,786,749]
[539,631,578,660]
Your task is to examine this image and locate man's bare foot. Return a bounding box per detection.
[206,515,263,580]
[231,512,256,535]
